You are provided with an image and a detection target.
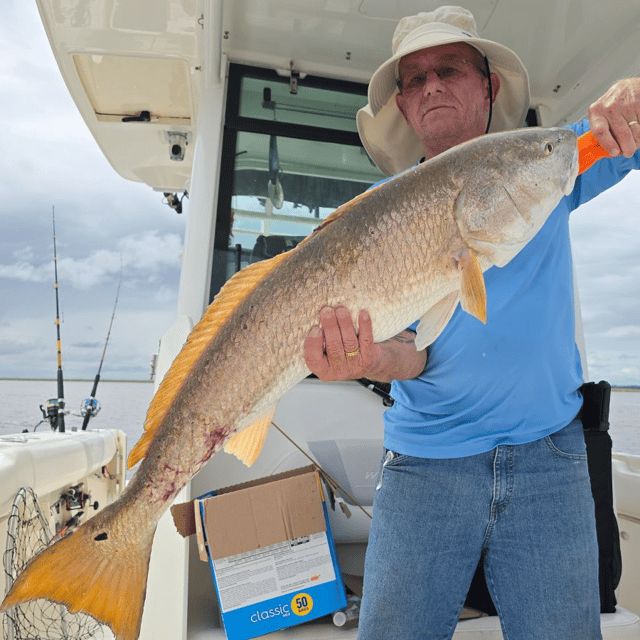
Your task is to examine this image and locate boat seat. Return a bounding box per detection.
[250,234,305,262]
[188,606,640,639]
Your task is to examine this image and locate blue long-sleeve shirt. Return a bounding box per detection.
[383,119,640,458]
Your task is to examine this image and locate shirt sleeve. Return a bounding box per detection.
[567,118,640,212]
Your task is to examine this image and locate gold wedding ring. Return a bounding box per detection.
[344,348,360,357]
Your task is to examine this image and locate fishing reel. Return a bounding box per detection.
[56,484,99,513]
[80,397,101,418]
[39,398,65,422]
[163,190,188,213]
[51,485,100,539]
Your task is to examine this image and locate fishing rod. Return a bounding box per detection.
[81,260,123,430]
[49,207,66,432]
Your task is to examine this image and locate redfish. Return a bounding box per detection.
[1,127,578,640]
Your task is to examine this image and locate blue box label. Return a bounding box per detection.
[220,580,346,639]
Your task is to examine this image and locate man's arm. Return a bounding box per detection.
[303,306,427,383]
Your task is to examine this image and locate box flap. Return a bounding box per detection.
[213,464,316,496]
[193,498,209,561]
[203,469,326,560]
[170,465,317,539]
[170,500,196,539]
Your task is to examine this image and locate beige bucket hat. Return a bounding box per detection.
[357,6,530,176]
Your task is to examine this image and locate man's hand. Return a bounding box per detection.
[589,78,640,158]
[304,306,381,381]
[304,306,426,383]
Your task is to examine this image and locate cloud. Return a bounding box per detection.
[0,231,182,290]
[569,170,640,385]
[117,232,183,272]
[0,262,49,284]
[0,338,42,357]
[0,305,177,380]
[605,326,640,339]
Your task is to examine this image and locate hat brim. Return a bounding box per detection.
[357,31,530,176]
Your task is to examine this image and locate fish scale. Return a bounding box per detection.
[1,126,579,640]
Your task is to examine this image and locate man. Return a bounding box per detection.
[303,7,640,640]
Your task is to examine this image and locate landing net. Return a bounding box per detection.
[2,486,107,640]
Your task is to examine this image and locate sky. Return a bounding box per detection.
[1,5,640,386]
[1,4,185,381]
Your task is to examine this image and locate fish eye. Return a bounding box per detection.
[543,142,554,156]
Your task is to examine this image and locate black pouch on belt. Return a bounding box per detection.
[580,380,621,613]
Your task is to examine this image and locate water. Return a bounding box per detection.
[0,379,154,467]
[0,380,638,459]
[608,390,639,455]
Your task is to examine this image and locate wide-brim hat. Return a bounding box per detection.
[357,6,530,176]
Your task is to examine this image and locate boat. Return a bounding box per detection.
[0,429,126,639]
[3,1,640,639]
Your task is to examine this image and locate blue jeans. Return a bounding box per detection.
[358,420,602,640]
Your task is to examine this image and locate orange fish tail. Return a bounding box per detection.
[577,130,610,175]
[0,516,155,640]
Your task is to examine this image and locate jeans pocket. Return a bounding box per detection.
[544,420,588,460]
[375,449,409,490]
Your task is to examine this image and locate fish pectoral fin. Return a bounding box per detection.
[415,291,460,350]
[224,405,278,467]
[457,248,487,324]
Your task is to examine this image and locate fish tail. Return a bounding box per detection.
[577,130,609,174]
[0,509,155,640]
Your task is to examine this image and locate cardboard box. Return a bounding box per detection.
[172,466,347,640]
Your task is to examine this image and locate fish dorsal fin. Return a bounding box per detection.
[127,252,290,469]
[223,404,278,466]
[458,248,487,323]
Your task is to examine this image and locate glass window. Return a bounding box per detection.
[211,66,385,299]
[230,130,380,270]
[239,76,368,133]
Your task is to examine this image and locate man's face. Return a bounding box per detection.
[395,42,499,157]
